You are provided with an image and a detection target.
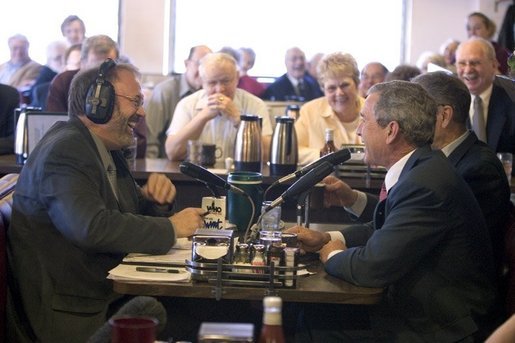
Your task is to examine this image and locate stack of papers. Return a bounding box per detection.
[107,238,193,282]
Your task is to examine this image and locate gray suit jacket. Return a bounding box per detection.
[7,117,175,342]
[327,147,500,341]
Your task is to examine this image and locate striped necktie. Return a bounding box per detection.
[379,182,388,201]
[472,95,487,143]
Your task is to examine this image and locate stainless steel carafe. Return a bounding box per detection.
[234,114,261,172]
[14,106,42,165]
[269,116,298,176]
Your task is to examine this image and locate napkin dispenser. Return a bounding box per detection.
[192,229,235,264]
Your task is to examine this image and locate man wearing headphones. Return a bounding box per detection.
[7,60,205,342]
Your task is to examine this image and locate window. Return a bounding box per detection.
[173,0,405,76]
[0,1,119,65]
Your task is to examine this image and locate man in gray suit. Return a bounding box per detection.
[287,81,500,341]
[7,61,205,342]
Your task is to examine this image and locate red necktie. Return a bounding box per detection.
[379,182,388,201]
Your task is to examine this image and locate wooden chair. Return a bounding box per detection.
[0,173,18,342]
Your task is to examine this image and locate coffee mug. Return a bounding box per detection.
[200,144,222,167]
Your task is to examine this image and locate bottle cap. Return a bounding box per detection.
[263,296,282,308]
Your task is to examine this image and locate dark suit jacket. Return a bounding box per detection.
[327,147,499,341]
[262,73,323,101]
[0,84,19,154]
[485,77,515,155]
[447,131,511,272]
[356,132,511,272]
[7,118,175,342]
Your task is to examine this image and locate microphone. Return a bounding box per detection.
[265,161,335,212]
[276,148,351,184]
[87,296,167,343]
[179,161,245,195]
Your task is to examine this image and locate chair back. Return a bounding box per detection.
[0,173,18,342]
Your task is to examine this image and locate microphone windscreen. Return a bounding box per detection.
[87,296,167,343]
[179,161,228,189]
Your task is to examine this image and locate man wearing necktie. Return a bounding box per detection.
[455,37,515,158]
[286,81,499,341]
[262,47,323,102]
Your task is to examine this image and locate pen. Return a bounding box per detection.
[135,267,186,274]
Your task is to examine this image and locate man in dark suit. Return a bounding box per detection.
[262,47,323,102]
[455,37,515,156]
[287,81,501,341]
[413,71,511,276]
[7,61,205,342]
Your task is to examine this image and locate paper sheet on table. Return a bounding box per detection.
[122,238,192,265]
[108,264,191,282]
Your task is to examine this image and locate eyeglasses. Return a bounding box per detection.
[115,93,144,108]
[456,60,482,68]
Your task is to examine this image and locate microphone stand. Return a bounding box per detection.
[295,190,312,228]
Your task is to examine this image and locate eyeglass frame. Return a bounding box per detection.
[115,93,144,108]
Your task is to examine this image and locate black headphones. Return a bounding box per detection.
[85,58,116,124]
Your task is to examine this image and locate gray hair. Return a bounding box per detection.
[457,36,497,63]
[317,52,360,88]
[198,52,237,78]
[69,63,140,118]
[8,34,29,47]
[80,35,119,62]
[368,81,436,147]
[412,71,471,124]
[239,47,256,66]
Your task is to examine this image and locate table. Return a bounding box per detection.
[0,155,383,190]
[113,259,383,305]
[0,155,384,224]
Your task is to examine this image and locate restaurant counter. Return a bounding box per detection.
[0,155,386,224]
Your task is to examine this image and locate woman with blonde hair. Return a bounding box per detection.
[295,52,363,164]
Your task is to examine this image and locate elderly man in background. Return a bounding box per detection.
[165,52,272,163]
[145,45,211,158]
[455,37,515,157]
[262,47,323,102]
[288,81,501,341]
[0,34,42,94]
[357,61,388,98]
